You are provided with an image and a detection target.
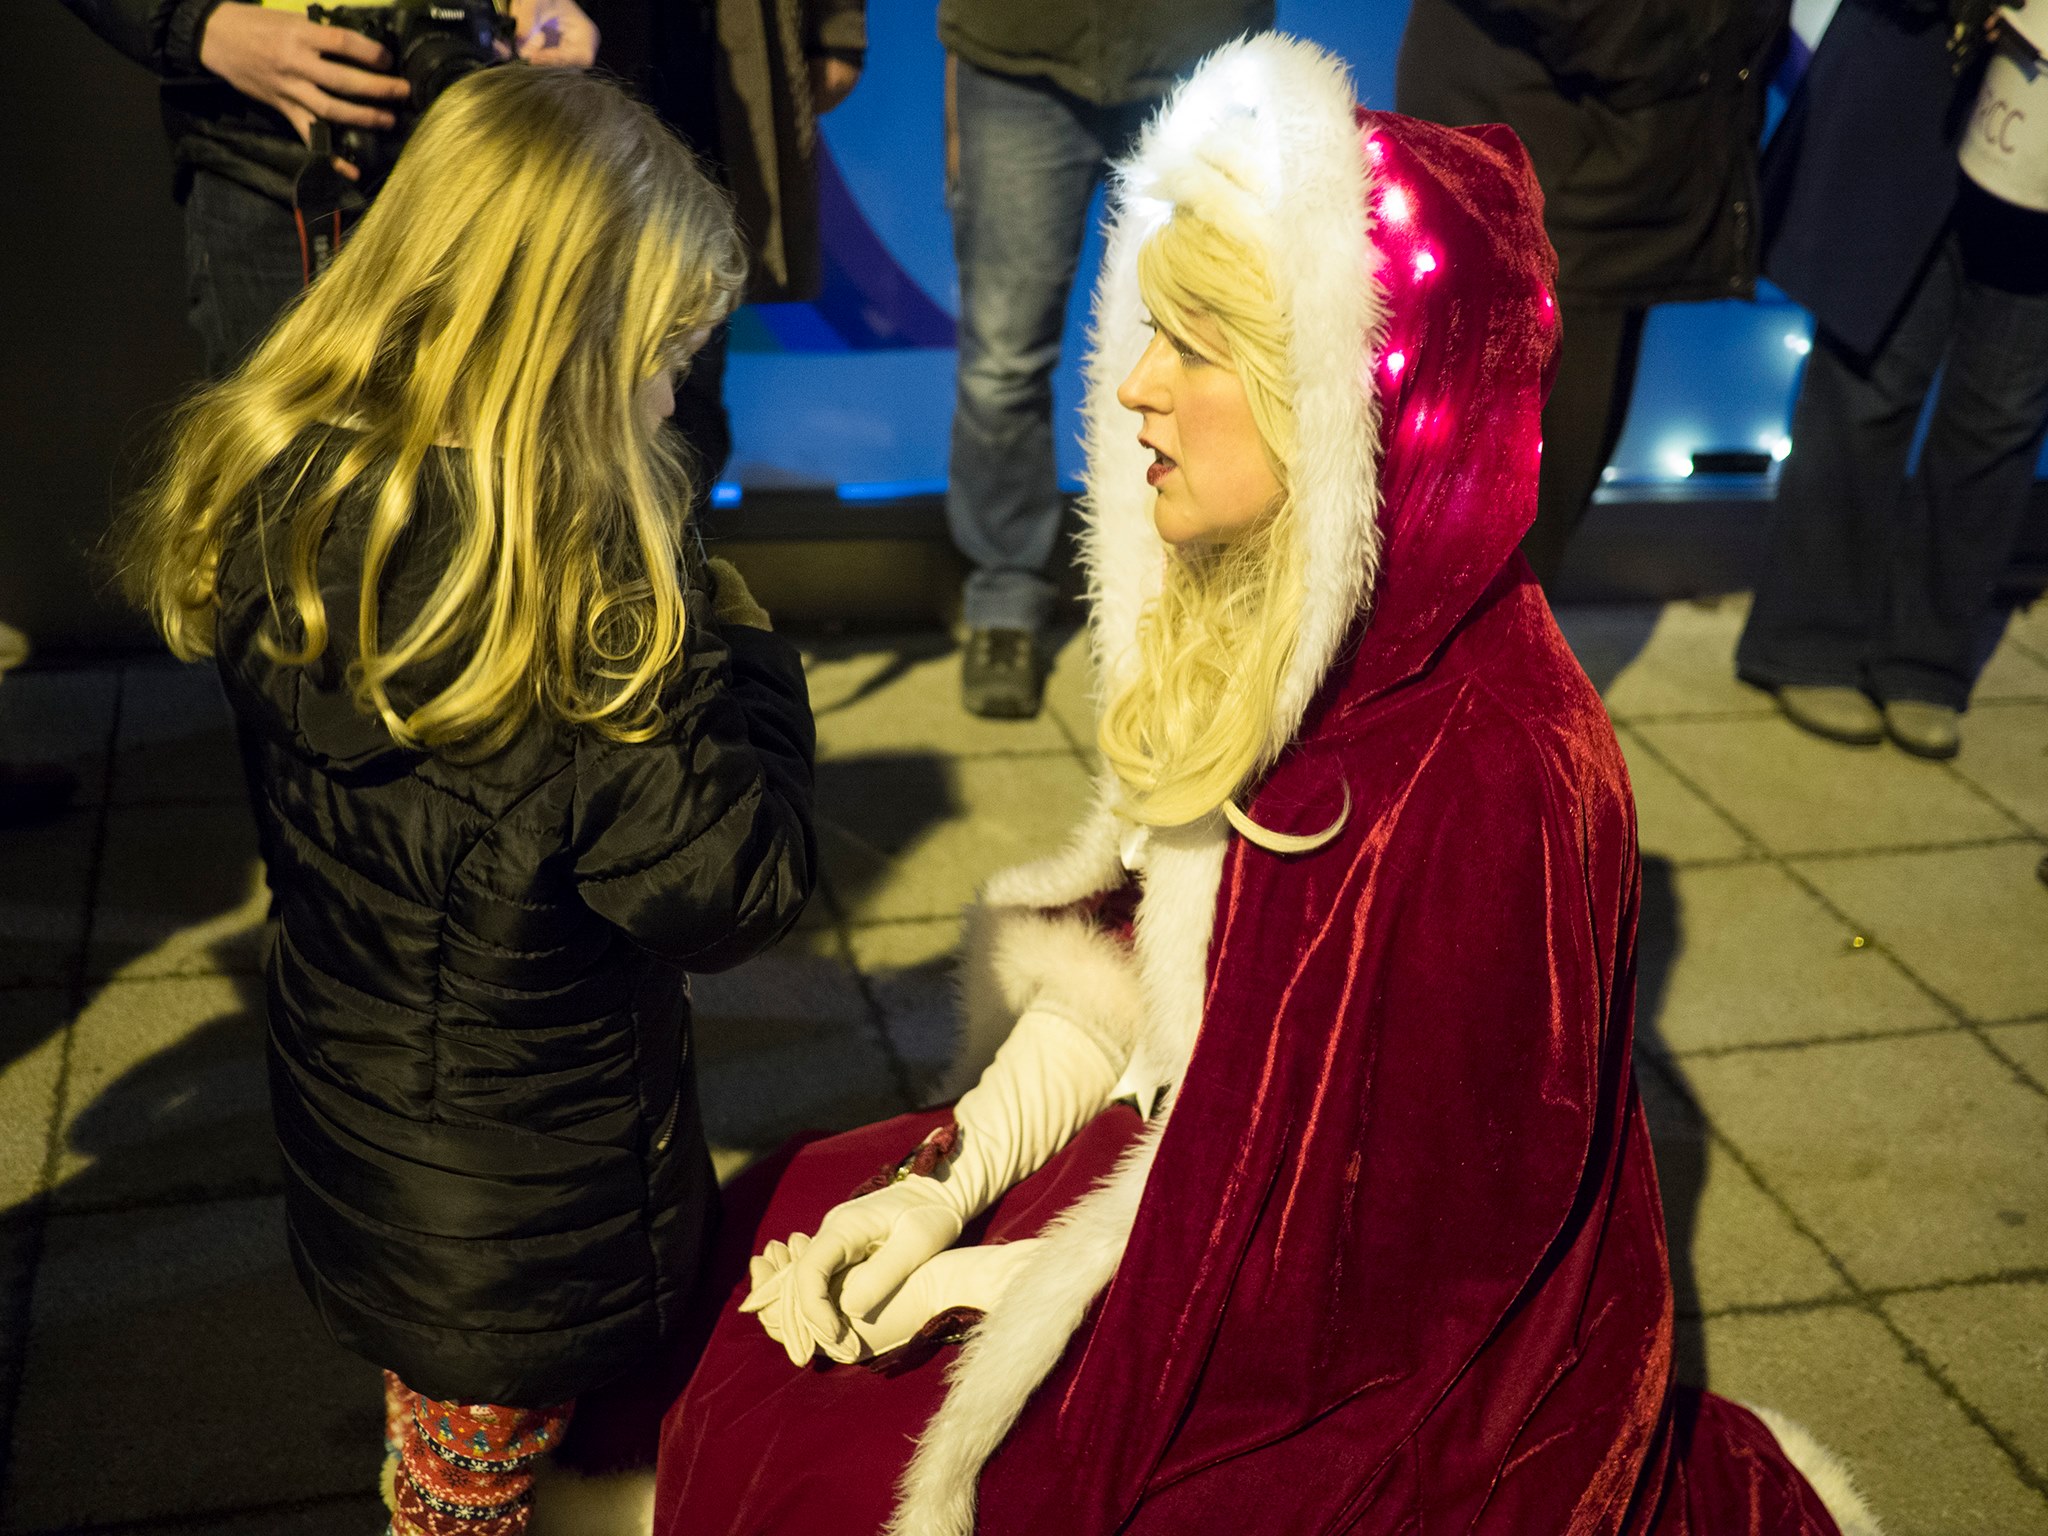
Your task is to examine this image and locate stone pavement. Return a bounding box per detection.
[0,594,2043,1534]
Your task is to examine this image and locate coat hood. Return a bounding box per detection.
[1080,33,1557,761]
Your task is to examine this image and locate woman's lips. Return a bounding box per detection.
[1146,447,1177,487]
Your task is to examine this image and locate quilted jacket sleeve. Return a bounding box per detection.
[571,597,817,970]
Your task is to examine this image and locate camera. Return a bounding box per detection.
[305,0,512,184]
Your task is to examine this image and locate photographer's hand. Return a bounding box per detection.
[510,0,599,68]
[197,2,409,181]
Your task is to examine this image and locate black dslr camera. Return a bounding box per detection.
[305,0,512,185]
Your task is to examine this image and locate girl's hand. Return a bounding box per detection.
[809,56,861,114]
[510,0,600,68]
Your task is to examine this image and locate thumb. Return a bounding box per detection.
[839,1206,960,1320]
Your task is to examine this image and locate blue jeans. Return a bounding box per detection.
[1738,215,2048,710]
[183,170,308,379]
[947,59,1149,632]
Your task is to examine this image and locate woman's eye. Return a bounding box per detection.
[1171,337,1205,365]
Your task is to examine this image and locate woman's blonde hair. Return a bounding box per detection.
[118,67,745,756]
[1097,209,1321,844]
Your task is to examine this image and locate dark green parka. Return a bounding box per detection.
[1397,0,1790,304]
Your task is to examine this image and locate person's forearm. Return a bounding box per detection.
[53,0,219,73]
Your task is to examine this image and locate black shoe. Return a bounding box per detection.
[961,627,1042,719]
[0,761,78,828]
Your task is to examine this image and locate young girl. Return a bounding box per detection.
[641,35,1883,1536]
[117,67,816,1536]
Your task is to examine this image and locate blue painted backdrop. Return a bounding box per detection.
[716,0,2035,506]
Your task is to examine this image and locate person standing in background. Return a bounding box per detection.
[54,0,602,378]
[1397,0,1789,588]
[941,0,1272,719]
[53,0,861,510]
[1734,0,2047,759]
[580,0,865,516]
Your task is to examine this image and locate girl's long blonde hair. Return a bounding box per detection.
[1097,209,1320,843]
[118,67,745,757]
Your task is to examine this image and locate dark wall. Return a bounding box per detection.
[3,4,202,655]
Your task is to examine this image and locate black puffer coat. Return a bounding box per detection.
[213,444,816,1406]
[1397,0,1789,304]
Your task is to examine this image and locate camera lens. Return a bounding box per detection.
[403,31,494,111]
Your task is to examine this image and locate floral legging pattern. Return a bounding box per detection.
[382,1371,574,1536]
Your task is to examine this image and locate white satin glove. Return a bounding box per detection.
[743,1234,1042,1363]
[748,1005,1121,1363]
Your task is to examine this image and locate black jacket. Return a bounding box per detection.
[213,442,816,1405]
[59,0,323,204]
[939,0,1273,107]
[1396,0,1789,304]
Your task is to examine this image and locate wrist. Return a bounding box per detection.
[178,0,238,75]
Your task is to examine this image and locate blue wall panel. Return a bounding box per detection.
[719,1,2044,507]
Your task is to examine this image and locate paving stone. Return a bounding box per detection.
[0,1212,37,1515]
[1554,603,1661,700]
[118,1492,392,1535]
[1,1197,382,1530]
[1683,1033,2048,1292]
[1634,861,1947,1056]
[846,917,964,1105]
[1040,627,1102,767]
[87,803,269,981]
[1696,1304,2048,1536]
[0,993,67,1214]
[1562,596,1768,721]
[0,810,95,989]
[1984,1020,2048,1091]
[816,751,1094,924]
[806,633,1072,760]
[2002,597,2048,662]
[693,949,906,1158]
[1634,1062,1847,1333]
[1634,715,2018,857]
[0,669,117,806]
[1886,1281,2048,1487]
[1617,730,1751,865]
[1794,844,2048,1024]
[49,974,276,1213]
[1950,702,2048,835]
[112,658,245,805]
[1975,631,2048,701]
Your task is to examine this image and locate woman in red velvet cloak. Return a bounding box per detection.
[627,34,1884,1536]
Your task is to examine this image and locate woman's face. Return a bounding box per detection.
[1116,318,1282,546]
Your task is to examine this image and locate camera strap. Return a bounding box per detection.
[291,122,359,287]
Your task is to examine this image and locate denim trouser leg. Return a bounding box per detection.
[1737,246,1960,693]
[948,61,1134,633]
[183,171,309,380]
[1874,269,2048,708]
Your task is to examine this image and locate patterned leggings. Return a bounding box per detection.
[382,1371,574,1536]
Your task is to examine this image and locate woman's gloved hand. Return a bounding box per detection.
[744,1006,1121,1364]
[744,1234,1042,1363]
[704,556,772,631]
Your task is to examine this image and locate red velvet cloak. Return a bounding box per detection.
[653,46,1852,1536]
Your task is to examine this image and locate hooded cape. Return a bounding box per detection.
[645,34,1882,1536]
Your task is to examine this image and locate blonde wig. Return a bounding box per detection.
[1097,209,1337,848]
[118,66,745,756]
